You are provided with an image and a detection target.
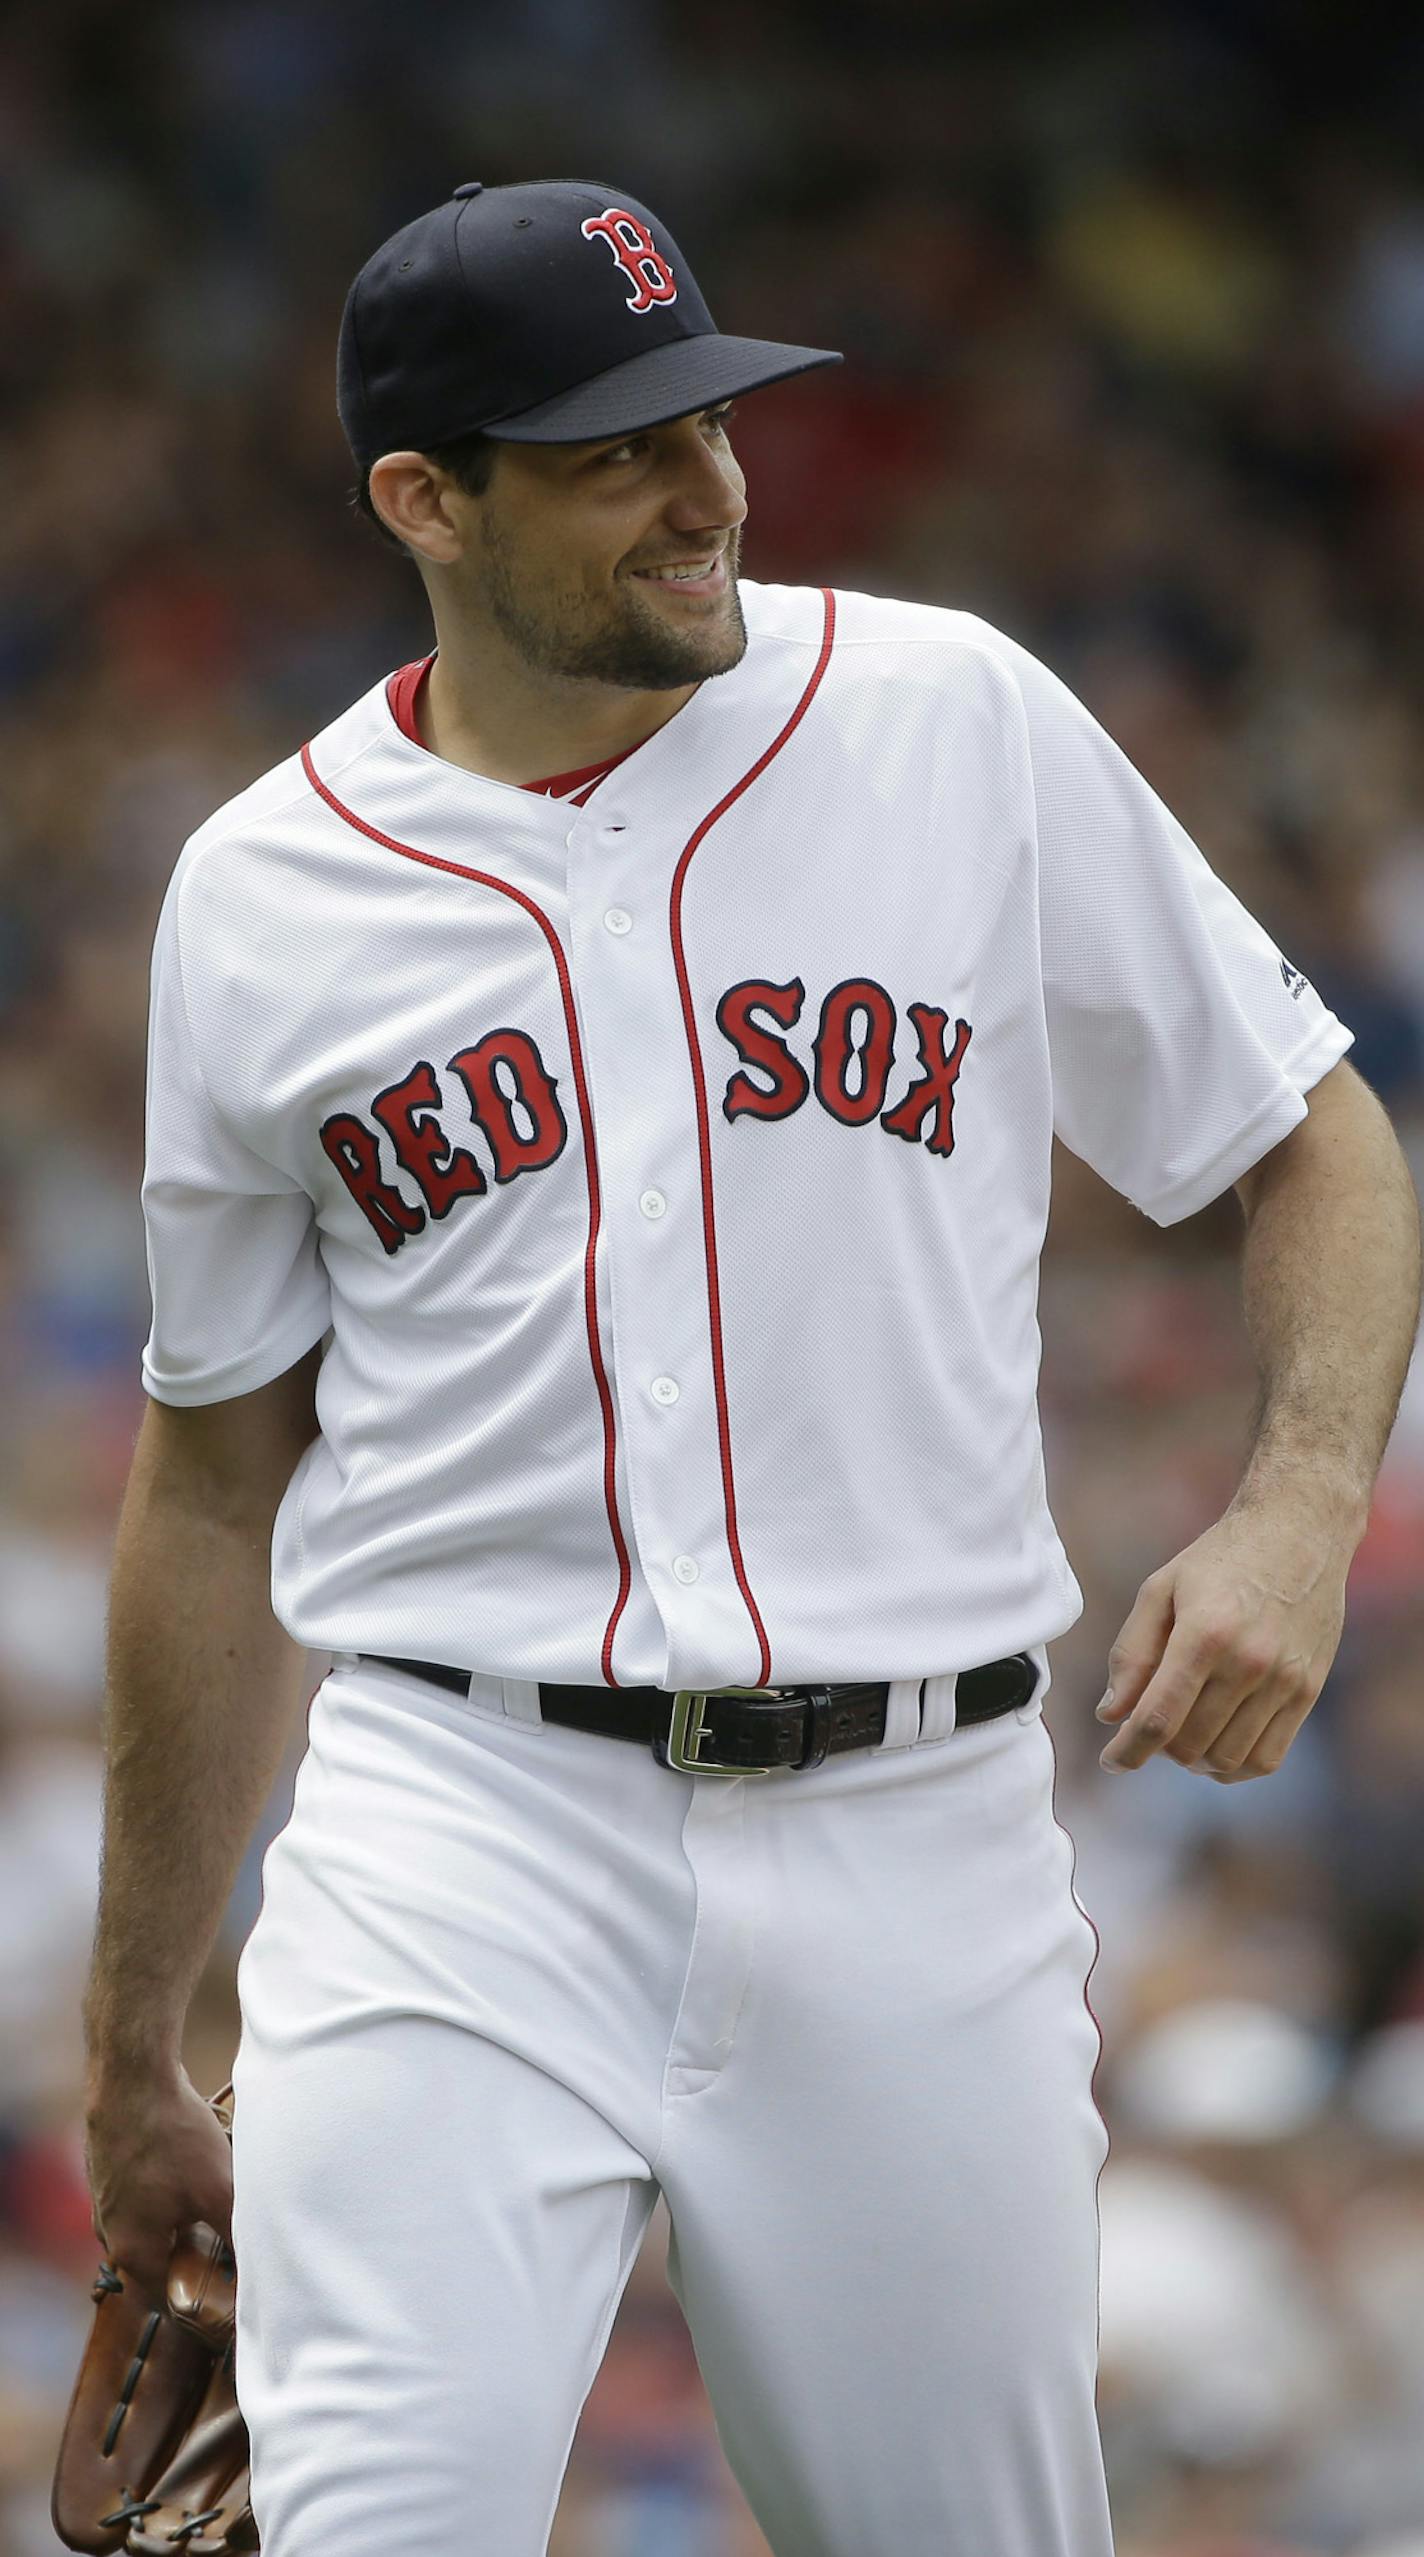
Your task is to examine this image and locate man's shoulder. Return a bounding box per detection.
[741,578,1038,690]
[163,674,393,908]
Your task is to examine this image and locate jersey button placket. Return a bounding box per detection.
[563,807,743,1686]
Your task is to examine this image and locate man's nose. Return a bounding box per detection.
[664,442,748,531]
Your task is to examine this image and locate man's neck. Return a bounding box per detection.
[420,642,697,787]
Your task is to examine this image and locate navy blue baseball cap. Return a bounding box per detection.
[337,178,843,471]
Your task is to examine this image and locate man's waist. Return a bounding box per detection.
[356,1653,1041,1775]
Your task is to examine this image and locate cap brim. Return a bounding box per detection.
[480,332,842,443]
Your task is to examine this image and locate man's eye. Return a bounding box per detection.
[597,404,736,466]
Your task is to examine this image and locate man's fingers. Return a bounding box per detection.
[1171,1676,1279,1774]
[1095,1509,1343,1782]
[105,2226,176,2309]
[1204,1695,1312,1784]
[1098,1614,1229,1769]
[1098,1572,1176,1723]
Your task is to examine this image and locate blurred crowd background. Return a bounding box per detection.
[1,2,1423,2552]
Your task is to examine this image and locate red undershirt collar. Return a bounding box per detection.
[385,653,647,805]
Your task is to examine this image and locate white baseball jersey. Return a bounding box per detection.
[140,579,1353,1691]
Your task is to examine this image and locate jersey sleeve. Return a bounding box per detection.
[997,631,1355,1225]
[140,867,331,1405]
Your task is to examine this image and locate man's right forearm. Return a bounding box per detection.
[84,1426,310,2093]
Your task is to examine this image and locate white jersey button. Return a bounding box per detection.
[672,1554,700,1585]
[603,907,632,936]
[650,1375,680,1406]
[639,1188,667,1220]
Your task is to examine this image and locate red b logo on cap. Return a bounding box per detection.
[580,208,678,314]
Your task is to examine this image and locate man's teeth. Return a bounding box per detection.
[640,560,716,580]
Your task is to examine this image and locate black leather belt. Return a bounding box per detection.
[358,1652,1039,1775]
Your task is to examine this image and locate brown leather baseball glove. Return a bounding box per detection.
[51,2083,255,2554]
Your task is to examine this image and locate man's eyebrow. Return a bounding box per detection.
[578,402,733,456]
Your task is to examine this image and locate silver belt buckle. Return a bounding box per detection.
[665,1686,782,1776]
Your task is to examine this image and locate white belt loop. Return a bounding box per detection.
[1016,1642,1051,1721]
[916,1671,959,1745]
[878,1677,926,1750]
[499,1676,545,1727]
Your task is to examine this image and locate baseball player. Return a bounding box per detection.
[82,178,1421,2557]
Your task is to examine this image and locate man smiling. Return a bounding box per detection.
[345,179,802,788]
[365,396,751,779]
[80,175,1421,2557]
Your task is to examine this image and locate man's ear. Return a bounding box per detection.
[366,453,465,564]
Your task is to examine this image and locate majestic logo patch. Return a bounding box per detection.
[579,207,678,313]
[717,976,973,1158]
[1279,957,1309,1001]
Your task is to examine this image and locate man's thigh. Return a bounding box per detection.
[231,2012,657,2556]
[656,1712,1113,2557]
[227,1664,686,2555]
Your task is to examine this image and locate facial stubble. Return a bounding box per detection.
[477,512,748,693]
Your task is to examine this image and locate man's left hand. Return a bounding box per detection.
[1095,1502,1354,1781]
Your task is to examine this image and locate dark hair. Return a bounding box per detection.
[351,425,501,553]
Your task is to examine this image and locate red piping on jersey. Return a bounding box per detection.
[298,739,634,1686]
[666,587,837,1687]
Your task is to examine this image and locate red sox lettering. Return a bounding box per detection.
[719,976,973,1155]
[320,1032,569,1255]
[323,977,973,1254]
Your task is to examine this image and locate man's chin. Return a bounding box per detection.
[613,577,747,685]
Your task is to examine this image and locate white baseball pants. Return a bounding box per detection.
[230,1650,1113,2555]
